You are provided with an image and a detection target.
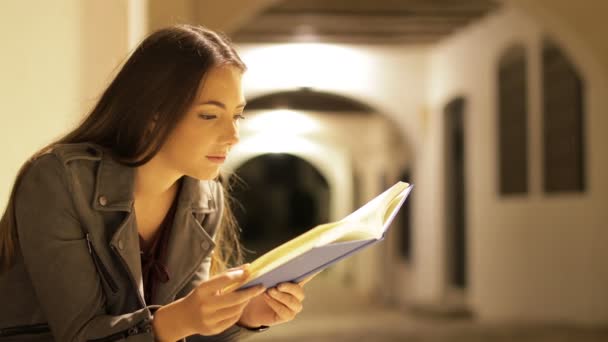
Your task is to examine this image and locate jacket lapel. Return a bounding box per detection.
[93,148,217,306]
[91,150,146,304]
[109,211,145,304]
[154,176,217,304]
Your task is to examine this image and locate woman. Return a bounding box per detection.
[0,24,309,341]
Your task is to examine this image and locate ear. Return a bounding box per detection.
[144,115,159,138]
[149,114,160,130]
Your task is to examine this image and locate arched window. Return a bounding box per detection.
[398,170,412,261]
[542,40,585,192]
[498,44,528,195]
[542,40,585,193]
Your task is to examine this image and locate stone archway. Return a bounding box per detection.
[223,88,414,303]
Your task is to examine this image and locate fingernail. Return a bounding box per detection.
[227,269,244,278]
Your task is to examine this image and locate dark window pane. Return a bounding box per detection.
[542,40,585,193]
[498,45,528,195]
[397,171,412,261]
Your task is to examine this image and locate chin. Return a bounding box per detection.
[187,168,219,181]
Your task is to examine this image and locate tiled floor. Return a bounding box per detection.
[248,310,608,342]
[247,277,608,342]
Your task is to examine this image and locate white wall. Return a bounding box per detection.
[0,0,82,209]
[0,0,132,211]
[417,4,608,324]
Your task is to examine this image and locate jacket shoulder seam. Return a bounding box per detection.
[51,143,103,164]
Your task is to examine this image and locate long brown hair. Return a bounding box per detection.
[0,24,245,274]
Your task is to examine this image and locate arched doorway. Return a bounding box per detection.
[224,88,413,305]
[230,153,330,262]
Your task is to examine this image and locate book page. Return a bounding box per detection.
[311,182,410,244]
[338,181,411,240]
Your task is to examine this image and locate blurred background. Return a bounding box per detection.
[1,0,607,341]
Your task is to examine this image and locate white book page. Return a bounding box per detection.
[318,182,411,244]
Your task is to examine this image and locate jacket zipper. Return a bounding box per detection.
[86,329,126,342]
[0,323,50,337]
[110,244,146,308]
[86,318,152,342]
[86,233,119,293]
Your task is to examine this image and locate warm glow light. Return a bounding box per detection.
[239,43,375,93]
[234,135,320,155]
[224,109,325,167]
[242,109,322,135]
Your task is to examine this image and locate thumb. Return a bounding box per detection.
[298,270,321,287]
[198,265,250,296]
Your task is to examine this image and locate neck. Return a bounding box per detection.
[134,157,182,201]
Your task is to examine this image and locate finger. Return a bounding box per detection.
[203,284,265,312]
[297,271,320,287]
[276,282,305,302]
[268,288,303,313]
[215,313,241,332]
[206,300,249,326]
[226,264,249,271]
[218,285,266,308]
[198,266,250,296]
[263,293,295,322]
[202,313,241,336]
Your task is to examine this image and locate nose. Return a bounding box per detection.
[221,119,240,146]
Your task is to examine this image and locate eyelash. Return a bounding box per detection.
[198,114,246,121]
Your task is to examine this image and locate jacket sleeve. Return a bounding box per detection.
[176,181,264,341]
[14,154,157,341]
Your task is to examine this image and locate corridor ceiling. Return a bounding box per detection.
[231,0,500,45]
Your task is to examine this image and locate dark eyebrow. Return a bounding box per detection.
[197,100,247,109]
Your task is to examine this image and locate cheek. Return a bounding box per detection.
[163,125,215,167]
[161,127,198,164]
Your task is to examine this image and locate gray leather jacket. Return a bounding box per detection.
[0,143,258,341]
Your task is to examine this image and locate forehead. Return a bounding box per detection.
[196,65,244,101]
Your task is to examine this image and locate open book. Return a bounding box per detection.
[225,181,414,292]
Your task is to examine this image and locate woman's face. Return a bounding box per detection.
[158,65,245,180]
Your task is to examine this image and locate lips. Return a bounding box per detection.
[206,155,227,163]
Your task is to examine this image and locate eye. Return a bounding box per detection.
[198,114,217,120]
[234,113,246,121]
